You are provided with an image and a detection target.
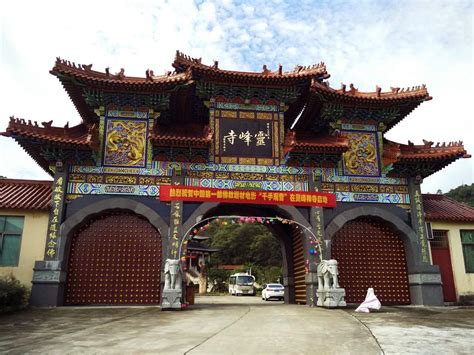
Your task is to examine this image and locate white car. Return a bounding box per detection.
[262,283,285,301]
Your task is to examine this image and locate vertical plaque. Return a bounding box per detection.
[408,178,430,264]
[44,164,67,260]
[168,170,183,259]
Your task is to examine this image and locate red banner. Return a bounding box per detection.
[160,185,336,208]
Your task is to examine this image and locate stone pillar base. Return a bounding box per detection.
[316,288,347,308]
[408,265,444,306]
[409,274,443,305]
[161,289,182,310]
[30,260,66,307]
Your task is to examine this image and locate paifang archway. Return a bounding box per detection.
[181,203,315,305]
[16,53,457,308]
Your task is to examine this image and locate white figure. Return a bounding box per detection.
[355,288,381,313]
[164,259,182,290]
[317,259,340,291]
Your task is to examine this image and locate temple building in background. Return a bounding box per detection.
[1,51,470,307]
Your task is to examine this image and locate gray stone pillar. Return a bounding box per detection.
[283,275,295,304]
[274,224,295,304]
[407,176,443,305]
[30,162,68,307]
[161,169,185,310]
[408,176,430,264]
[304,263,318,306]
[305,170,325,306]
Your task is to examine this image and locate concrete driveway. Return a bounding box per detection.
[0,296,472,354]
[346,305,474,354]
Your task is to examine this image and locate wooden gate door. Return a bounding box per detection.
[430,230,457,302]
[331,217,410,305]
[292,226,306,304]
[65,212,162,305]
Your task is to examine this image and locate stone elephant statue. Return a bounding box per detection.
[164,259,182,290]
[317,259,340,291]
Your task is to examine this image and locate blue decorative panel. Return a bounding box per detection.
[67,183,159,196]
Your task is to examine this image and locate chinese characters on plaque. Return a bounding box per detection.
[169,198,182,259]
[211,99,284,165]
[223,129,269,147]
[45,176,66,259]
[413,189,430,263]
[221,119,272,158]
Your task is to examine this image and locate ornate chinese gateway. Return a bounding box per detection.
[3,51,469,307]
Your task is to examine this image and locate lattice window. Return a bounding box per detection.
[430,230,449,249]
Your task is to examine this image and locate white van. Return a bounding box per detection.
[229,273,255,296]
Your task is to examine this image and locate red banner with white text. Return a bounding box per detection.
[159,185,336,208]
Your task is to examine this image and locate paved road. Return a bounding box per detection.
[0,296,473,354]
[0,296,380,354]
[347,305,474,354]
[187,296,380,354]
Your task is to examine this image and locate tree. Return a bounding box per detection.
[206,223,281,266]
[207,268,232,293]
[445,183,474,207]
[204,222,283,286]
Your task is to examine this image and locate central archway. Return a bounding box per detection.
[182,203,314,305]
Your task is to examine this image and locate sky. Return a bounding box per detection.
[0,0,472,193]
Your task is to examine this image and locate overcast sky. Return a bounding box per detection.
[0,0,472,193]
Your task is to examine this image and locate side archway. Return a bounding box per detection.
[325,206,420,271]
[58,198,169,306]
[325,206,419,305]
[65,211,162,305]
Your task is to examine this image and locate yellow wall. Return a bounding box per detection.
[429,221,474,300]
[0,209,49,286]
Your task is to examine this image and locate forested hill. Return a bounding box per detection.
[445,183,474,207]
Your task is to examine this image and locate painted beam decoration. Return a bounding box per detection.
[210,97,284,166]
[65,109,411,206]
[66,162,410,205]
[320,123,410,204]
[319,167,410,204]
[160,185,336,208]
[65,162,312,199]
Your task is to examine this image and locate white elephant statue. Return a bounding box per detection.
[317,259,340,291]
[164,259,182,290]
